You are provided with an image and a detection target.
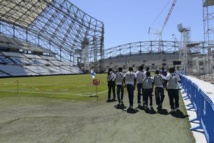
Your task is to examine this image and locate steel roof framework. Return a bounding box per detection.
[0,0,51,27]
[204,0,214,7]
[104,40,208,74]
[104,41,180,59]
[0,0,104,72]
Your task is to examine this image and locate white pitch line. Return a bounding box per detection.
[3,82,15,85]
[97,90,108,94]
[0,89,108,96]
[77,90,108,96]
[76,84,88,88]
[0,90,76,96]
[20,83,27,86]
[61,89,69,91]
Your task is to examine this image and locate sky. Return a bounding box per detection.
[70,0,204,49]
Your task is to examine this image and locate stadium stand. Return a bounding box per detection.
[0,36,83,77]
[104,52,180,72]
[102,41,183,72]
[0,0,104,76]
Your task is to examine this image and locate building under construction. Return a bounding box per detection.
[104,0,214,76]
[178,0,214,75]
[0,0,214,77]
[0,0,104,77]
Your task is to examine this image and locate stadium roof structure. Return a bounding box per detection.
[104,41,180,59]
[104,40,206,60]
[204,0,214,7]
[0,0,104,71]
[0,0,52,27]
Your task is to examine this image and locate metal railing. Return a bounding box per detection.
[180,75,214,143]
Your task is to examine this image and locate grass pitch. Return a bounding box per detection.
[0,74,196,143]
[0,74,108,101]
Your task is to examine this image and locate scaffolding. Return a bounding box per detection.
[203,0,214,74]
[177,23,191,73]
[0,0,104,73]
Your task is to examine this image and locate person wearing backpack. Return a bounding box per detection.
[142,71,154,109]
[115,67,125,106]
[153,70,165,109]
[165,67,181,112]
[107,68,116,102]
[124,67,136,110]
[136,65,145,107]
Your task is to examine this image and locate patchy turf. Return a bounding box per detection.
[0,74,107,101]
[0,74,195,143]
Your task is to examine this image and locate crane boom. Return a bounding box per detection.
[148,0,177,53]
[160,0,177,34]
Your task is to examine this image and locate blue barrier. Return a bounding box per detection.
[180,75,214,143]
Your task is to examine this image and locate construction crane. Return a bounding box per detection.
[149,0,177,52]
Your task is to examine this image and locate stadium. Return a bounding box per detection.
[0,0,104,77]
[103,41,181,72]
[0,0,213,77]
[0,0,214,143]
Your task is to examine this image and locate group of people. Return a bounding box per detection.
[106,66,181,112]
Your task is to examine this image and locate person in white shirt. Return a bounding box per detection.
[115,67,125,105]
[153,70,165,109]
[136,66,145,107]
[107,68,116,102]
[143,67,149,77]
[142,71,154,109]
[165,67,181,112]
[124,67,136,109]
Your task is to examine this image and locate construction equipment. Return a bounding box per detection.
[149,0,177,52]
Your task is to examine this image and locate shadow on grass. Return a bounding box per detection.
[137,105,145,110]
[126,108,139,114]
[157,108,169,115]
[170,110,189,119]
[114,104,126,110]
[122,108,139,114]
[145,107,157,114]
[106,99,117,103]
